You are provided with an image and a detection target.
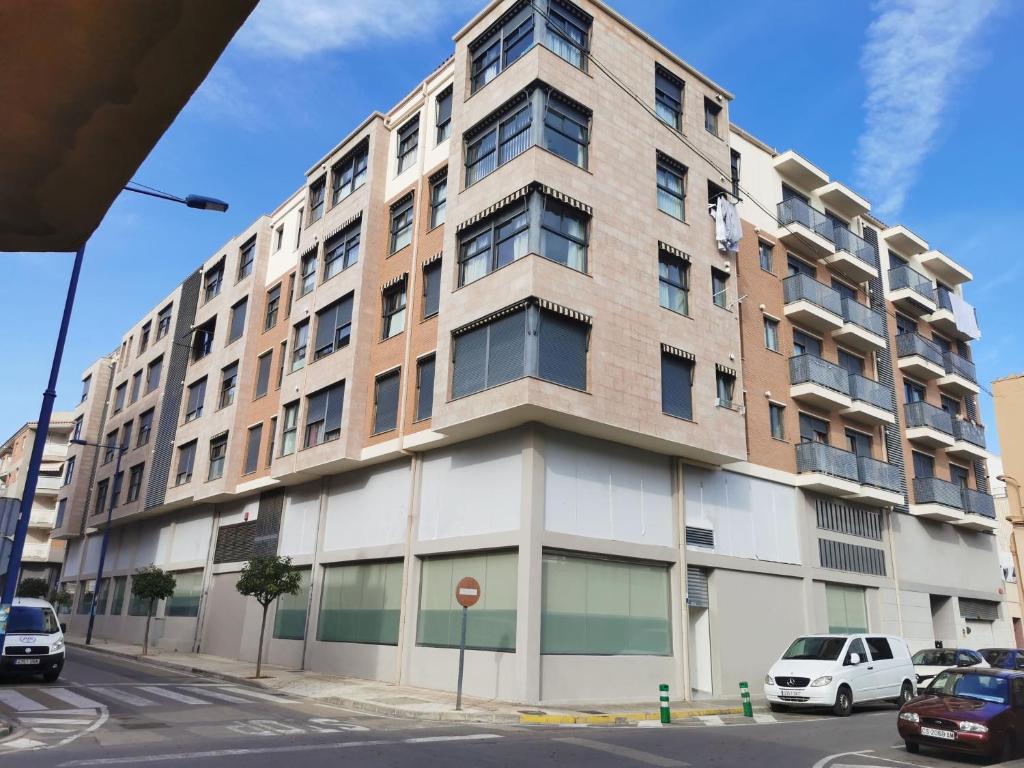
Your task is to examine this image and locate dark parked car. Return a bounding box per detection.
[981,648,1024,671]
[898,668,1024,761]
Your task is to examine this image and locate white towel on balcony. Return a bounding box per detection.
[715,196,742,254]
[949,291,981,340]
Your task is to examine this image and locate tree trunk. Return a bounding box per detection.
[256,602,268,679]
[143,599,154,656]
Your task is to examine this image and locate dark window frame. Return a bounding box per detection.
[389,197,414,253]
[396,116,420,175]
[381,280,408,340]
[330,143,368,205]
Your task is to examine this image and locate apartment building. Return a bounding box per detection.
[0,413,75,589]
[50,0,1009,704]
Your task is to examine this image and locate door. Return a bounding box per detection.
[846,429,873,457]
[950,464,970,490]
[966,620,996,648]
[200,572,247,659]
[864,636,900,699]
[800,413,830,444]
[895,313,916,336]
[793,330,822,358]
[912,451,935,479]
[787,255,816,278]
[838,349,865,377]
[844,637,872,701]
[904,379,925,403]
[832,279,857,303]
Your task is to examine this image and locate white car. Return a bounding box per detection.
[1,597,66,682]
[765,633,916,716]
[911,647,988,686]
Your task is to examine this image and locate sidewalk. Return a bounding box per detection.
[67,636,753,725]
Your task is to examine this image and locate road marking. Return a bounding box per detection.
[0,689,48,712]
[698,715,724,726]
[403,734,503,744]
[752,713,776,723]
[179,686,250,704]
[90,687,157,707]
[216,686,298,704]
[1,737,48,750]
[30,727,80,734]
[812,751,873,768]
[19,718,96,725]
[556,737,689,767]
[137,686,208,705]
[46,689,105,709]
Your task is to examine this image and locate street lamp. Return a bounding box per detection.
[0,185,228,609]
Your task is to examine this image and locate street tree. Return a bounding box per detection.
[49,590,73,614]
[235,556,301,678]
[131,566,176,655]
[17,577,50,599]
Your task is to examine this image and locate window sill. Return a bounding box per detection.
[452,250,588,294]
[370,427,397,437]
[657,208,690,227]
[388,243,412,258]
[659,305,692,320]
[380,331,405,344]
[661,411,697,424]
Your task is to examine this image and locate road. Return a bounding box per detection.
[0,649,1016,767]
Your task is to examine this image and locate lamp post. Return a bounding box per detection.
[0,185,227,608]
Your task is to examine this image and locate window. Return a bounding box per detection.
[192,318,215,361]
[658,250,689,315]
[541,552,671,655]
[730,149,741,197]
[381,280,407,340]
[758,240,773,272]
[285,273,295,317]
[266,417,277,467]
[389,197,414,253]
[103,431,116,463]
[228,297,247,342]
[865,637,893,661]
[904,378,925,403]
[274,224,284,252]
[788,254,816,277]
[113,383,127,414]
[304,381,345,448]
[218,363,238,409]
[185,378,206,422]
[243,424,263,475]
[895,313,916,336]
[323,221,360,280]
[656,156,686,220]
[941,394,961,417]
[237,238,255,280]
[276,341,286,388]
[208,434,227,480]
[72,416,83,442]
[452,301,589,398]
[63,456,75,486]
[435,88,452,144]
[254,352,273,399]
[422,260,441,319]
[429,175,447,229]
[655,66,683,129]
[126,463,144,502]
[291,320,309,372]
[458,201,528,285]
[80,375,91,403]
[543,94,589,168]
[274,568,311,640]
[415,355,435,421]
[300,249,317,296]
[373,370,401,434]
[546,0,590,68]
[280,402,299,456]
[111,470,123,507]
[418,551,517,651]
[318,561,403,644]
[716,369,736,408]
[110,576,127,616]
[470,8,533,92]
[764,317,780,351]
[799,413,830,444]
[165,571,203,617]
[156,304,172,340]
[770,403,785,440]
[204,259,224,301]
[396,115,419,174]
[826,584,868,634]
[264,285,280,330]
[330,143,368,205]
[146,356,163,393]
[711,268,729,308]
[912,451,935,478]
[119,420,133,452]
[137,409,154,447]
[704,97,721,136]
[465,104,531,186]
[540,197,588,271]
[94,479,108,515]
[846,428,872,457]
[661,352,695,420]
[308,176,326,223]
[77,580,95,616]
[129,370,142,404]
[832,278,857,303]
[139,322,151,354]
[313,294,354,359]
[295,208,303,246]
[794,329,822,358]
[55,498,67,529]
[838,349,865,376]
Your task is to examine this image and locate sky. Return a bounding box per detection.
[2,0,1022,452]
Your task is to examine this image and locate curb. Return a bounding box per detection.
[517,707,745,725]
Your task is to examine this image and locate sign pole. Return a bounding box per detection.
[453,575,481,712]
[456,604,468,711]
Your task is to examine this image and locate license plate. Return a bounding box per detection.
[13,658,40,666]
[921,727,956,741]
[779,689,806,698]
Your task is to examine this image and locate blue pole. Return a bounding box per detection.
[86,444,121,645]
[1,243,86,605]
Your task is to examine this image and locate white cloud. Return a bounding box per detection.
[237,0,475,59]
[854,0,999,218]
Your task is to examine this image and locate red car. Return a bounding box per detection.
[898,667,1024,761]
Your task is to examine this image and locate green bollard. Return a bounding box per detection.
[659,683,671,724]
[739,681,753,717]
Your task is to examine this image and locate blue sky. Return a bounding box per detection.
[2,0,1021,451]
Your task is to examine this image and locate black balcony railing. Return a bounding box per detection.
[962,488,996,519]
[857,455,900,492]
[790,354,850,395]
[913,477,964,508]
[796,442,858,482]
[943,351,977,383]
[904,400,954,434]
[783,273,843,316]
[953,419,986,448]
[896,332,944,368]
[849,373,891,411]
[832,225,878,268]
[935,285,954,312]
[889,264,935,303]
[841,298,885,337]
[778,197,835,242]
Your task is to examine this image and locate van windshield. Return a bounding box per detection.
[782,636,847,661]
[6,606,59,634]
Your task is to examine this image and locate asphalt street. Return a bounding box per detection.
[0,649,1018,767]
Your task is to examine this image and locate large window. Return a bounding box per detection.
[175,441,197,485]
[373,369,401,434]
[291,320,309,372]
[540,198,588,271]
[415,355,435,422]
[543,95,589,167]
[308,177,326,223]
[330,142,368,205]
[304,381,345,448]
[146,356,163,393]
[661,350,694,420]
[165,570,203,618]
[417,551,517,651]
[313,294,353,360]
[280,402,298,456]
[655,65,683,129]
[324,221,360,281]
[459,202,528,285]
[228,297,247,342]
[265,285,280,330]
[218,362,238,409]
[435,88,452,143]
[273,568,311,640]
[300,249,317,296]
[545,0,590,69]
[156,304,172,339]
[381,280,407,340]
[430,175,447,229]
[657,155,686,221]
[390,197,414,253]
[185,377,206,422]
[658,250,689,315]
[452,300,589,398]
[243,424,262,475]
[541,552,671,655]
[465,105,529,186]
[208,434,227,480]
[126,463,144,503]
[469,7,534,92]
[204,260,224,302]
[318,561,403,644]
[237,238,255,280]
[396,115,419,174]
[254,352,273,399]
[110,576,127,616]
[422,260,442,319]
[826,584,868,634]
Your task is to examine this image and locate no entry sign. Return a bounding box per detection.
[455,576,481,608]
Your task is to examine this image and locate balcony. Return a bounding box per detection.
[833,298,887,353]
[904,401,954,448]
[910,477,965,522]
[896,332,945,380]
[938,351,979,397]
[851,455,904,506]
[790,355,852,410]
[948,419,988,462]
[783,273,843,332]
[775,197,836,258]
[882,225,929,257]
[919,249,972,286]
[795,442,860,496]
[34,474,62,495]
[824,225,878,282]
[957,489,998,532]
[888,264,936,315]
[841,374,896,426]
[773,150,830,191]
[926,286,979,342]
[817,181,870,220]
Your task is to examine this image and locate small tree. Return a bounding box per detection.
[131,566,176,655]
[235,556,301,678]
[17,577,50,599]
[49,590,73,614]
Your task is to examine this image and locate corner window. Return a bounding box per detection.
[237,238,255,280]
[458,202,528,285]
[304,381,345,448]
[661,350,694,420]
[655,66,683,129]
[764,317,779,351]
[396,116,419,174]
[415,355,435,422]
[540,197,588,271]
[712,268,729,308]
[381,280,407,340]
[469,8,534,93]
[330,142,368,205]
[656,155,686,220]
[308,177,326,223]
[543,94,589,168]
[422,260,442,319]
[430,175,447,229]
[465,104,530,186]
[770,402,785,440]
[372,369,401,434]
[175,441,197,485]
[228,297,247,342]
[658,250,689,315]
[324,220,360,281]
[208,434,227,480]
[313,294,354,360]
[435,88,452,144]
[280,402,299,456]
[545,0,590,69]
[704,97,721,136]
[758,240,773,272]
[390,197,414,253]
[218,362,238,409]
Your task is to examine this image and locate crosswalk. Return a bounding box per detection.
[0,683,296,715]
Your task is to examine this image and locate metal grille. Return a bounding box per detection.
[959,598,999,621]
[790,354,850,394]
[214,521,255,564]
[818,538,886,576]
[253,490,285,557]
[816,499,882,540]
[685,526,715,548]
[687,566,709,608]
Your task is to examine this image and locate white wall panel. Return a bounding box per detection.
[218,498,258,527]
[81,534,101,574]
[279,481,321,557]
[114,525,138,570]
[169,512,212,564]
[323,462,409,551]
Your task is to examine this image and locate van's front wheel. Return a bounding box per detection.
[832,685,853,717]
[42,666,62,683]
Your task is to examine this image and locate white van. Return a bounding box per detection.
[1,597,66,682]
[765,633,916,716]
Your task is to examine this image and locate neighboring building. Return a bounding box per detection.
[0,413,75,590]
[52,0,1008,704]
[988,460,1022,647]
[994,374,1024,650]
